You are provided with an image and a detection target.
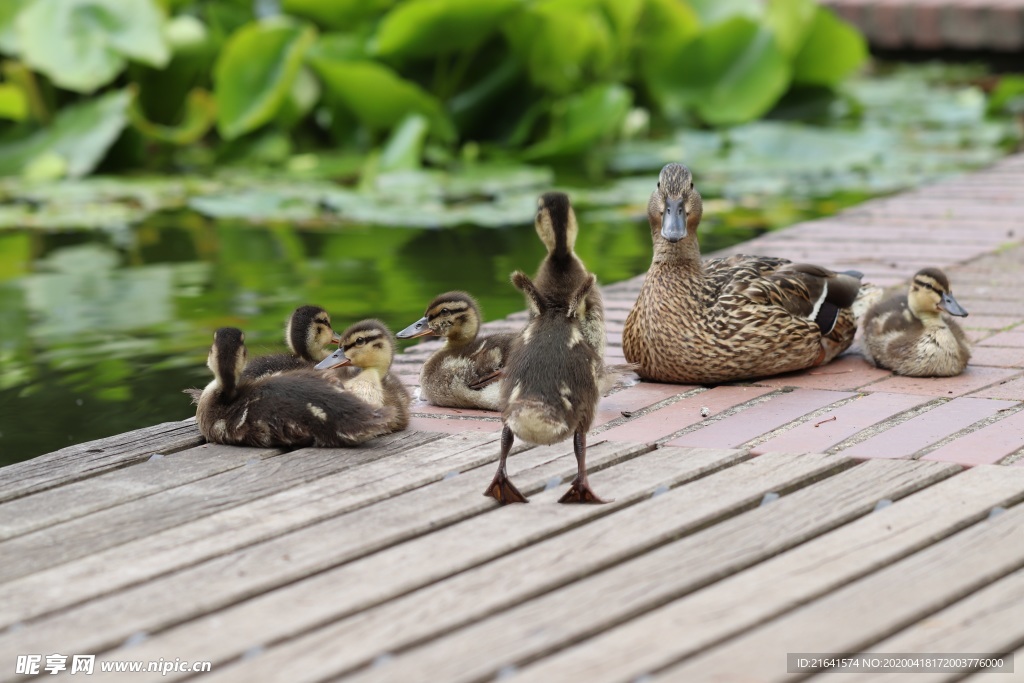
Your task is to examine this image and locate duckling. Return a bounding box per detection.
[486,271,606,505]
[623,163,867,384]
[395,292,517,411]
[195,327,394,447]
[862,268,971,377]
[533,191,606,358]
[242,305,342,380]
[315,319,411,432]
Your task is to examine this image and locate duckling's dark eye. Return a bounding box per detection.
[356,337,366,346]
[690,181,694,190]
[441,308,450,316]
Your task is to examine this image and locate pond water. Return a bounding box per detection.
[0,64,1019,465]
[0,201,802,465]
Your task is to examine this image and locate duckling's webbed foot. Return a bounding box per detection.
[484,425,529,504]
[558,430,610,504]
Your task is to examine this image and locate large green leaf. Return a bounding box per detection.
[308,54,454,139]
[597,0,645,61]
[791,7,867,87]
[635,0,700,84]
[282,0,395,31]
[505,0,614,95]
[763,0,816,56]
[0,0,30,55]
[523,84,632,159]
[372,0,522,58]
[16,0,170,93]
[276,66,321,129]
[685,0,760,26]
[0,84,27,121]
[645,17,791,125]
[0,89,130,178]
[213,19,317,140]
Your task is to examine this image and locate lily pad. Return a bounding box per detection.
[16,0,170,93]
[0,89,131,179]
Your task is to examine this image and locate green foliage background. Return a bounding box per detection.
[0,0,867,180]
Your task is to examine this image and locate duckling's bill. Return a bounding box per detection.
[315,347,352,370]
[396,316,435,339]
[940,292,968,317]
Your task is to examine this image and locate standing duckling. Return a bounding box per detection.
[242,305,342,380]
[486,271,606,505]
[533,192,606,358]
[396,292,516,411]
[862,268,971,377]
[195,328,393,447]
[316,320,411,432]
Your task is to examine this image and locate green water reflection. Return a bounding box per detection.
[0,199,827,464]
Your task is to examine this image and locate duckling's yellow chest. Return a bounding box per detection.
[345,372,386,407]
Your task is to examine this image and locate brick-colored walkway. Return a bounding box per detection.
[394,153,1024,468]
[823,0,1024,51]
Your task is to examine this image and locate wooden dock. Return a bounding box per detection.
[3,154,1024,681]
[823,0,1024,51]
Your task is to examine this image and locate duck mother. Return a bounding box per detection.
[623,163,866,384]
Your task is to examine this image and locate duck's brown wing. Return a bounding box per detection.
[703,254,792,300]
[728,262,863,334]
[466,332,517,390]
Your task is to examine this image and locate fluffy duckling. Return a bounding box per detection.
[623,163,867,384]
[395,292,516,411]
[195,328,394,447]
[242,305,342,380]
[862,268,971,377]
[486,271,607,506]
[533,192,606,358]
[316,319,411,432]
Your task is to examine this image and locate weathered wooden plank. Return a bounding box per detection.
[812,567,1024,683]
[654,503,1024,683]
[508,465,1024,683]
[0,437,653,667]
[0,419,202,503]
[283,458,954,683]
[82,445,748,682]
[0,443,282,540]
[188,452,873,683]
[0,430,441,586]
[0,431,471,626]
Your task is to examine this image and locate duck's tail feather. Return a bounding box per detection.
[851,282,885,321]
[505,400,572,445]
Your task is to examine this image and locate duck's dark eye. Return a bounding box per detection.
[356,337,366,346]
[441,308,450,316]
[690,181,694,189]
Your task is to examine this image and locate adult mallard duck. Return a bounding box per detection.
[195,328,393,447]
[242,305,342,381]
[862,267,970,377]
[486,270,607,505]
[623,163,865,384]
[395,292,516,411]
[316,319,411,432]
